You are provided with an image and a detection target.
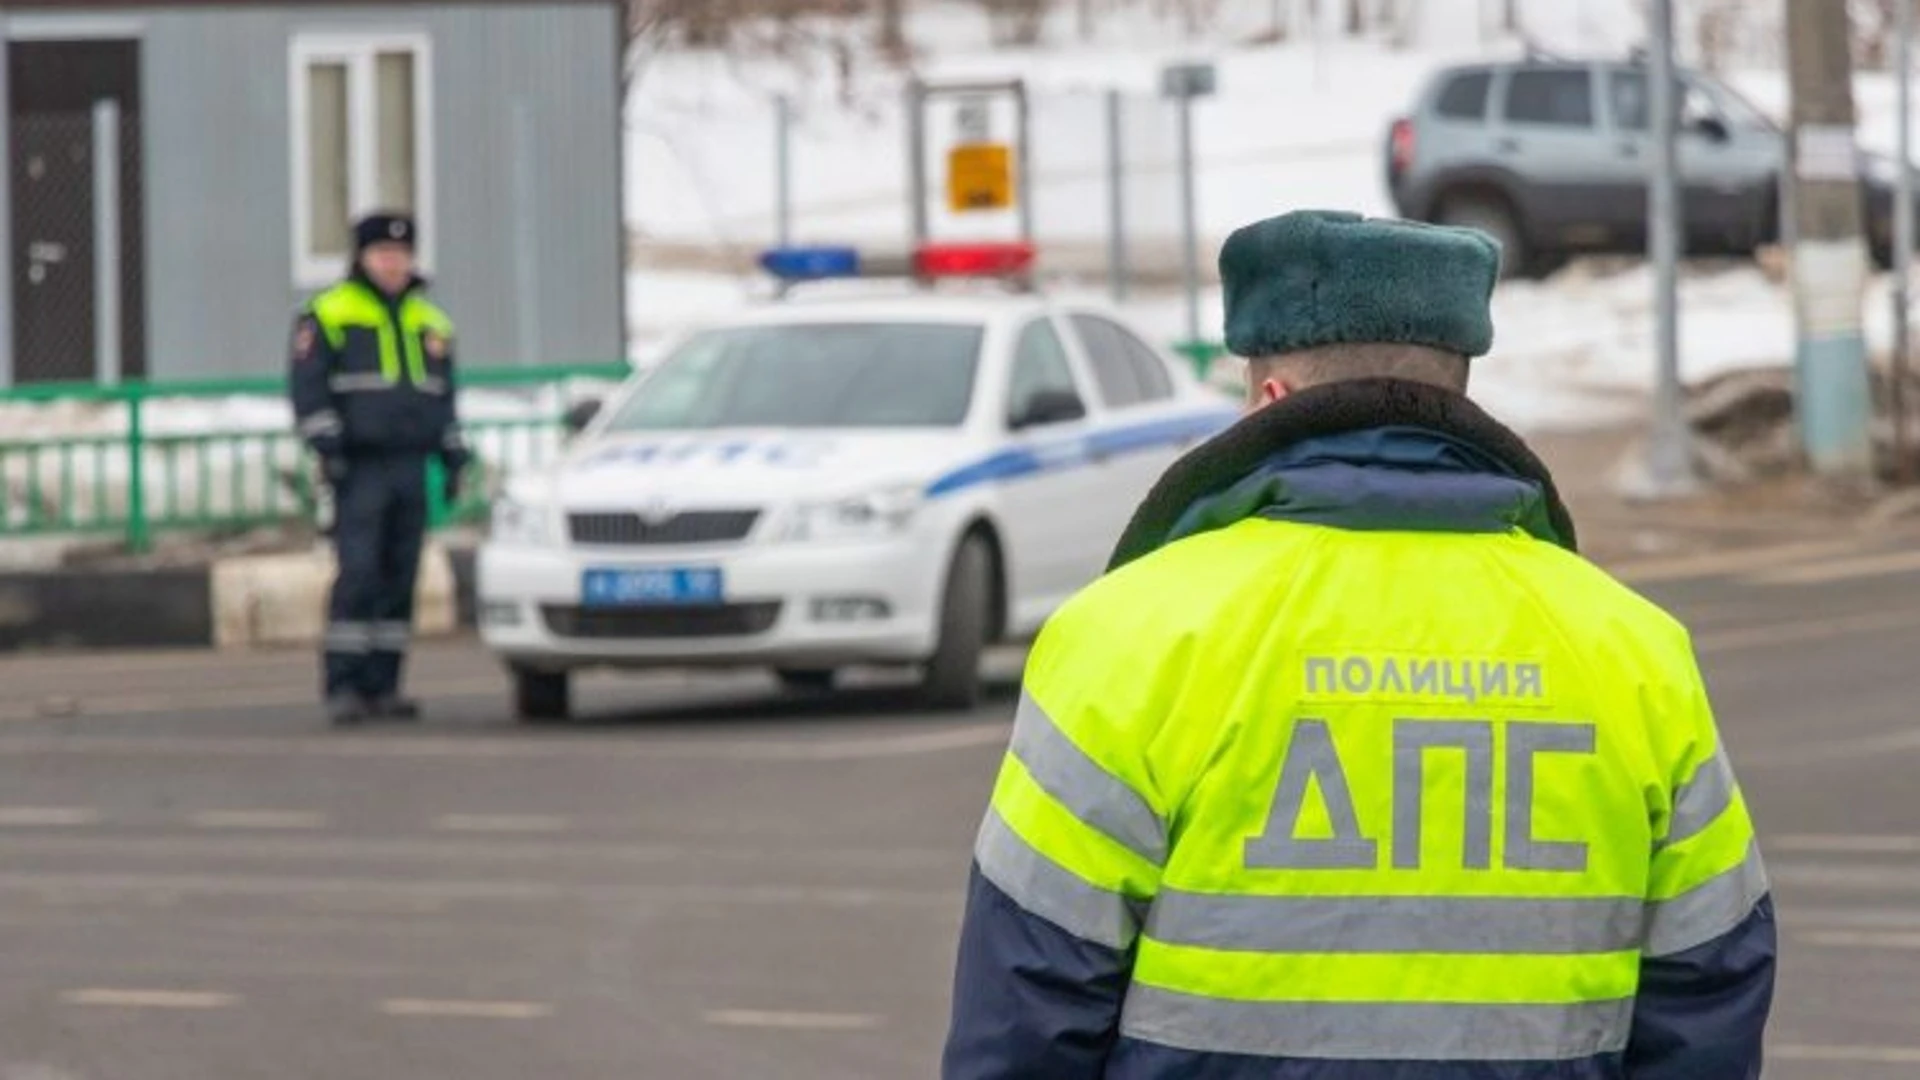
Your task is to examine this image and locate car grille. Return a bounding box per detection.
[567,510,760,546]
[540,602,781,640]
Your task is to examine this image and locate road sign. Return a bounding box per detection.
[954,96,993,143]
[947,142,1014,212]
[1160,61,1217,99]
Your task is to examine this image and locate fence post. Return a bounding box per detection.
[1106,88,1128,304]
[125,383,150,554]
[426,456,449,529]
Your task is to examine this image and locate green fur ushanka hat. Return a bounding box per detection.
[1219,210,1501,360]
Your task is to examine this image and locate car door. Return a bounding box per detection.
[1605,68,1776,252]
[1064,312,1196,573]
[994,314,1105,631]
[1493,66,1613,248]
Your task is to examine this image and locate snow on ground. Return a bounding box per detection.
[622,0,1920,434]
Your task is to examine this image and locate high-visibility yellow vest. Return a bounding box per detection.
[977,516,1765,1061]
[308,280,455,387]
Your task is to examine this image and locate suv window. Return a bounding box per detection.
[1070,315,1173,408]
[1007,318,1082,426]
[1504,69,1594,128]
[1435,72,1491,121]
[1609,70,1724,133]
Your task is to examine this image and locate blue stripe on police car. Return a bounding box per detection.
[926,409,1237,498]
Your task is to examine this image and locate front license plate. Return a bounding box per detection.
[581,567,724,607]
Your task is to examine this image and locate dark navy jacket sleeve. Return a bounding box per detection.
[1625,895,1777,1080]
[288,312,342,459]
[942,864,1133,1080]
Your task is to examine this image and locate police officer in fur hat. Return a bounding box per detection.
[944,210,1774,1079]
[289,212,469,727]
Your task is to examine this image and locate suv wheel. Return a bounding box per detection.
[1437,192,1531,279]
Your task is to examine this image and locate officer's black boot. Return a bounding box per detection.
[367,696,423,721]
[327,694,369,728]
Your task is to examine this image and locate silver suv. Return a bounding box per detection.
[1386,56,1909,277]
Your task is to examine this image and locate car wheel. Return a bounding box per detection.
[513,666,571,723]
[920,535,991,712]
[776,668,837,693]
[1437,192,1530,279]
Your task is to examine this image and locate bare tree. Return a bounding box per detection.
[980,0,1046,46]
[876,0,909,61]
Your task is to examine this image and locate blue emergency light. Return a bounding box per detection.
[757,242,1035,284]
[758,246,862,280]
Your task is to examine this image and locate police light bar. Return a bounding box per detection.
[913,241,1035,278]
[757,241,1036,284]
[758,246,861,280]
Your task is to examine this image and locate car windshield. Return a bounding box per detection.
[1698,76,1777,133]
[603,322,985,431]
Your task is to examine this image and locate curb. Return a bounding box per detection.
[0,544,474,653]
[0,567,215,651]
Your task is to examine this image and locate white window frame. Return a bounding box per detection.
[288,31,436,289]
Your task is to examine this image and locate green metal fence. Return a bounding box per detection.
[0,363,630,553]
[0,344,1231,556]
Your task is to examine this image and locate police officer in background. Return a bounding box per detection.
[290,213,468,727]
[943,211,1774,1078]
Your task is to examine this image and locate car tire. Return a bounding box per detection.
[776,668,837,693]
[1437,192,1531,280]
[920,535,991,712]
[513,666,571,723]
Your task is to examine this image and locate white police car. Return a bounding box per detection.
[477,242,1237,720]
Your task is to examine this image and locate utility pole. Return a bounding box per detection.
[1895,0,1914,481]
[1639,0,1695,496]
[1787,0,1876,480]
[877,0,907,60]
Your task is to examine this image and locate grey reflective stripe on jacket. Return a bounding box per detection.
[1120,986,1635,1061]
[973,808,1142,950]
[1657,750,1738,850]
[1144,890,1644,955]
[1008,692,1167,864]
[1646,840,1770,957]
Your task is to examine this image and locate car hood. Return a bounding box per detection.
[540,429,978,509]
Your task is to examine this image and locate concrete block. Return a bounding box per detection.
[210,543,458,649]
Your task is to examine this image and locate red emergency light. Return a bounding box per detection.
[913,241,1036,279]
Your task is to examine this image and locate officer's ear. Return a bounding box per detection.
[1245,358,1293,413]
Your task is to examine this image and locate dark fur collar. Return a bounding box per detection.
[1107,378,1578,571]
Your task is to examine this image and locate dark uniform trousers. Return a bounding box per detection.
[324,454,428,700]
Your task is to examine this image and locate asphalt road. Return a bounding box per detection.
[0,535,1918,1078]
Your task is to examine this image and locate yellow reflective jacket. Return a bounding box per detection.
[944,379,1774,1080]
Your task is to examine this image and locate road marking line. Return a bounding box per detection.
[1771,1044,1920,1064]
[1743,728,1920,770]
[61,989,237,1009]
[701,1009,883,1031]
[1744,547,1920,586]
[189,810,327,830]
[1769,863,1920,890]
[433,814,571,834]
[0,808,100,827]
[0,724,1014,763]
[1609,539,1871,584]
[1771,834,1920,854]
[380,998,552,1019]
[1694,608,1920,655]
[1798,930,1920,950]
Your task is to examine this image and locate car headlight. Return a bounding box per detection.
[779,483,923,543]
[490,495,555,547]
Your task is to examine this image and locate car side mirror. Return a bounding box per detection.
[1689,114,1730,143]
[563,398,602,437]
[1011,388,1087,430]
